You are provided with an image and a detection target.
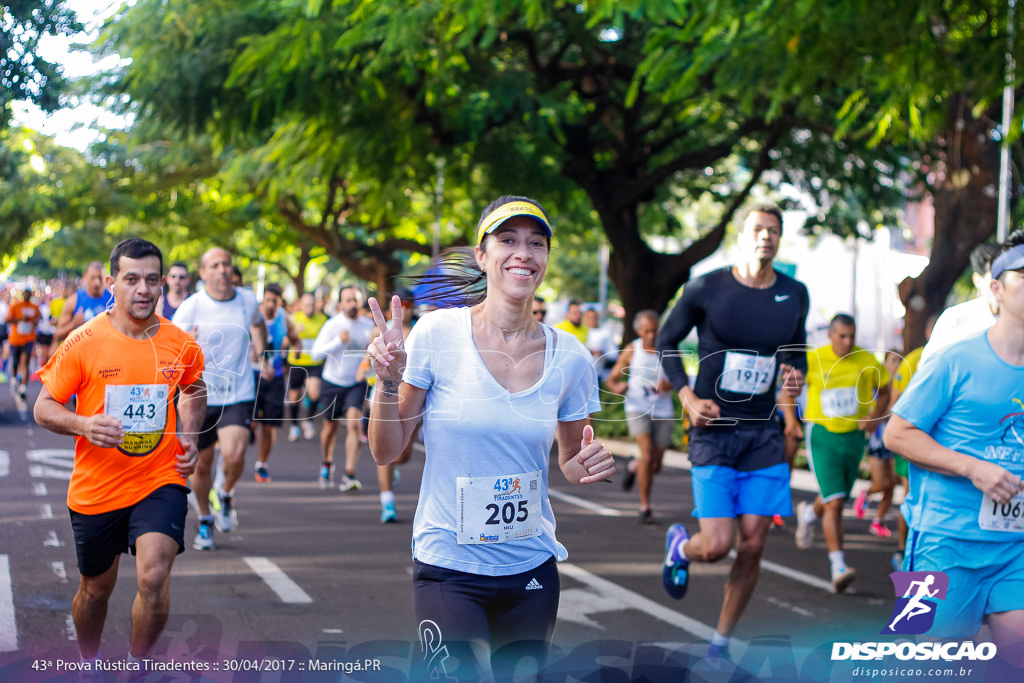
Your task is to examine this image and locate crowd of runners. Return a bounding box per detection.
[3,196,1023,680]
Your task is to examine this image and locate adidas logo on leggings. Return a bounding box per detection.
[525,578,543,590]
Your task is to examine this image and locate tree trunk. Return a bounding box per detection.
[898,98,999,352]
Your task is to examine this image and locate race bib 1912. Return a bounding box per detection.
[720,352,776,395]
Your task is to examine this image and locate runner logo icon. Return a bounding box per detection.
[882,571,948,635]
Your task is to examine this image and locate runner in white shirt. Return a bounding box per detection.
[920,241,1000,364]
[367,195,614,682]
[311,284,376,491]
[172,247,267,550]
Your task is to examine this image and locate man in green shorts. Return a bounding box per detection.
[789,313,889,592]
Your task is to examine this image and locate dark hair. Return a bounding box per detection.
[110,238,163,279]
[992,229,1024,281]
[737,202,784,233]
[338,283,363,300]
[264,283,284,299]
[567,298,584,308]
[169,261,189,272]
[829,313,856,329]
[533,296,546,304]
[970,242,1001,276]
[231,265,243,283]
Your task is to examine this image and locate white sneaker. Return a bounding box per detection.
[301,420,316,440]
[338,474,362,492]
[288,425,300,442]
[832,566,857,593]
[214,492,237,532]
[795,501,815,550]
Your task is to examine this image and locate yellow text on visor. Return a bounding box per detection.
[476,202,553,244]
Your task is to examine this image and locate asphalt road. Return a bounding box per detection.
[0,381,1004,682]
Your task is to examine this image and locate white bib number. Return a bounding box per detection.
[17,321,34,335]
[105,384,169,456]
[205,372,236,400]
[979,492,1024,532]
[720,352,776,395]
[820,387,859,419]
[457,471,543,545]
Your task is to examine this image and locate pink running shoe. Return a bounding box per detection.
[854,491,868,519]
[869,520,892,538]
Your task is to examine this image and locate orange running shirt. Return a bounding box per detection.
[37,312,205,514]
[7,300,41,346]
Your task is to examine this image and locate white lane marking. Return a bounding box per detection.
[39,504,54,519]
[51,561,68,583]
[243,557,313,604]
[549,489,628,517]
[26,448,76,480]
[765,595,814,618]
[0,555,17,652]
[43,530,63,547]
[322,628,344,634]
[0,451,8,478]
[32,482,47,496]
[65,614,77,641]
[558,562,744,648]
[728,550,835,593]
[28,466,72,480]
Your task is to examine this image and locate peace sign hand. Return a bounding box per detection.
[367,295,407,386]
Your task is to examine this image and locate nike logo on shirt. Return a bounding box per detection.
[775,295,790,302]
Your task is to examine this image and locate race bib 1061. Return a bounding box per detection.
[457,471,543,545]
[819,386,859,419]
[979,492,1024,532]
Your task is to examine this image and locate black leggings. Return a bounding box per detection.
[412,557,559,682]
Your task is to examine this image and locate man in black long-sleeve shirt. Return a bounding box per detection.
[656,203,808,660]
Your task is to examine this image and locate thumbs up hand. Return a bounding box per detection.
[575,424,615,485]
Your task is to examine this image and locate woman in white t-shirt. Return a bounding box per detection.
[366,196,615,682]
[606,310,677,524]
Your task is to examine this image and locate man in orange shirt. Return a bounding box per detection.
[34,238,206,666]
[6,288,41,402]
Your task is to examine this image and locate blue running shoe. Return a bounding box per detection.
[381,501,397,523]
[662,523,690,600]
[706,642,730,660]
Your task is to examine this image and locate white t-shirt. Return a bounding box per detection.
[623,339,675,418]
[920,297,995,365]
[311,313,375,387]
[172,287,261,406]
[403,306,600,576]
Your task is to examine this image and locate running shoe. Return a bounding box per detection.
[794,500,815,550]
[662,523,690,600]
[771,514,785,529]
[301,420,316,440]
[381,501,397,524]
[254,464,271,483]
[706,643,730,660]
[832,566,857,593]
[318,465,333,489]
[621,463,636,492]
[193,519,214,550]
[288,425,300,442]
[639,508,655,525]
[891,552,904,572]
[869,520,892,538]
[18,383,27,402]
[854,490,868,519]
[215,492,236,532]
[338,474,362,492]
